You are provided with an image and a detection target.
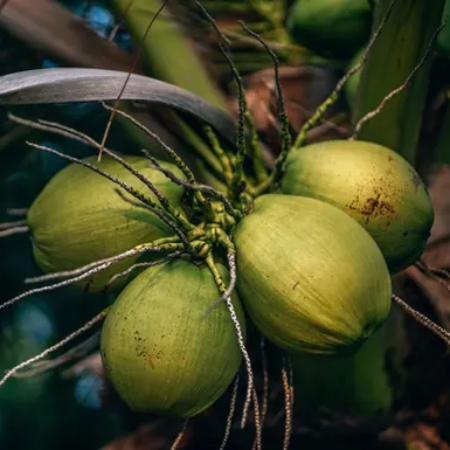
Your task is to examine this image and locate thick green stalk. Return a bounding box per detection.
[292,325,392,416]
[354,0,444,163]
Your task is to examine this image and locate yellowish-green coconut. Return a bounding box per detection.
[234,194,391,355]
[101,258,245,417]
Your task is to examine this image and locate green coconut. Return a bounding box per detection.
[282,140,434,273]
[27,154,185,292]
[234,194,391,356]
[286,0,373,58]
[101,258,245,417]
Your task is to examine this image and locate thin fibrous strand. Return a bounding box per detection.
[101,103,197,184]
[260,336,269,425]
[10,114,188,228]
[33,134,179,224]
[108,0,134,41]
[202,252,237,319]
[194,0,231,47]
[25,236,178,284]
[221,44,248,201]
[282,356,293,450]
[114,188,191,250]
[143,151,242,221]
[293,0,397,150]
[415,260,450,293]
[12,332,100,379]
[288,354,294,424]
[251,387,263,450]
[106,251,184,287]
[243,111,268,184]
[205,253,258,433]
[140,149,214,220]
[99,0,173,159]
[3,243,177,312]
[0,220,27,230]
[6,208,29,216]
[34,118,188,226]
[351,22,445,139]
[170,419,189,450]
[0,310,107,389]
[25,140,171,221]
[417,260,450,280]
[239,21,290,186]
[9,114,165,212]
[219,376,240,450]
[392,294,450,345]
[0,226,28,238]
[194,1,248,199]
[204,125,233,184]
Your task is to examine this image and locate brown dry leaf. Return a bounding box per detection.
[404,165,450,330]
[230,65,351,154]
[62,351,103,379]
[404,421,450,450]
[0,0,137,71]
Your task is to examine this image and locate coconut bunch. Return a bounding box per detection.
[0,8,444,448]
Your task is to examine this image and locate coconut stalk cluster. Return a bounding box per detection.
[0,9,442,449]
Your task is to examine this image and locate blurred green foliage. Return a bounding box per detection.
[0,2,142,449]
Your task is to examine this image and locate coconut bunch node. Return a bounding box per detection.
[1,5,444,444]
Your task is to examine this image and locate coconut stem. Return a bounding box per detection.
[392,294,450,345]
[1,242,184,311]
[244,111,269,184]
[219,375,240,450]
[260,337,269,427]
[170,419,189,450]
[222,44,248,203]
[0,225,29,238]
[204,252,258,434]
[281,355,293,450]
[101,102,214,213]
[0,309,107,389]
[114,188,191,250]
[239,22,290,188]
[416,260,450,282]
[202,252,237,319]
[6,208,28,216]
[104,250,185,290]
[195,1,249,202]
[25,236,182,285]
[141,150,242,221]
[0,219,27,230]
[251,337,269,450]
[204,125,234,185]
[10,333,100,379]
